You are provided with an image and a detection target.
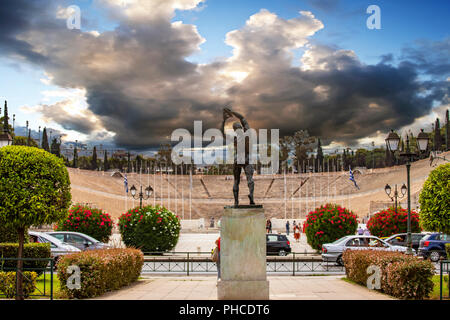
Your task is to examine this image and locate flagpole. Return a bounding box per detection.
[283,164,287,220]
[182,164,184,220]
[153,163,156,207]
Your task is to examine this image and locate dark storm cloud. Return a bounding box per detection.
[0,1,448,148]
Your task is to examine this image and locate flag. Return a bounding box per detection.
[124,174,128,193]
[349,167,360,190]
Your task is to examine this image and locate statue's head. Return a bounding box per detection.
[233,122,242,131]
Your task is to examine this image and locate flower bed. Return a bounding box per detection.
[343,250,434,299]
[305,203,358,251]
[57,248,144,299]
[56,204,113,242]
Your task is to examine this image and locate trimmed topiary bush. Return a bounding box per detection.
[118,205,181,252]
[305,203,358,251]
[0,145,71,299]
[56,204,113,243]
[366,207,421,238]
[343,250,434,300]
[0,224,28,243]
[57,248,143,299]
[419,163,450,233]
[0,271,37,299]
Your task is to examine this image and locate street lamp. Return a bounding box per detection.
[130,184,154,208]
[385,129,429,255]
[384,183,407,212]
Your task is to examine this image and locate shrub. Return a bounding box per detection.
[446,243,450,259]
[384,259,434,299]
[57,248,144,299]
[0,271,37,299]
[305,203,358,251]
[118,205,181,252]
[343,250,434,299]
[0,243,51,274]
[419,163,450,234]
[56,204,113,243]
[367,207,421,238]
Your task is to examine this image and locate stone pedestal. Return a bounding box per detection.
[217,205,269,300]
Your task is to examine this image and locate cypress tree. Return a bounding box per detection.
[50,138,60,157]
[446,109,449,151]
[434,118,442,151]
[73,145,78,168]
[41,127,50,151]
[103,150,109,171]
[92,146,98,170]
[316,138,323,172]
[3,101,9,133]
[127,151,131,173]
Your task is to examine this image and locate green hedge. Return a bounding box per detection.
[343,250,434,299]
[57,248,144,299]
[118,205,181,252]
[0,271,37,299]
[446,243,450,259]
[0,243,51,273]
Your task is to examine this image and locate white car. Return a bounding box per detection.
[29,231,81,260]
[322,235,408,265]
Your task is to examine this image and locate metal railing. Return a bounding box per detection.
[439,260,450,300]
[141,251,345,275]
[0,258,55,300]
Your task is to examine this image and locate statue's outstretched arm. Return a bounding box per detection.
[230,110,250,131]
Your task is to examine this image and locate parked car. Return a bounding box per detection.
[46,231,110,251]
[28,231,81,261]
[384,233,428,253]
[321,235,407,265]
[267,233,291,256]
[418,233,450,262]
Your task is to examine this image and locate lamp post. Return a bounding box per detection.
[384,183,407,212]
[385,129,429,255]
[130,184,154,208]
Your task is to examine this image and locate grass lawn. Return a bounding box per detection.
[31,273,62,299]
[429,275,449,300]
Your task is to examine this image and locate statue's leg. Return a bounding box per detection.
[233,165,241,206]
[245,164,255,205]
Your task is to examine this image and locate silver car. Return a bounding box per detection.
[29,231,81,260]
[321,235,408,265]
[46,231,110,251]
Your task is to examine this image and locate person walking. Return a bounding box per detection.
[266,220,270,233]
[357,226,364,235]
[268,219,272,233]
[294,225,300,242]
[215,237,221,280]
[286,221,290,236]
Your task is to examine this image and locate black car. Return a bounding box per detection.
[266,234,291,256]
[384,233,428,253]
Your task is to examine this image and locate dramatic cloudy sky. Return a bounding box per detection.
[0,0,449,150]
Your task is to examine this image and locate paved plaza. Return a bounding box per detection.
[110,231,315,253]
[93,275,392,300]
